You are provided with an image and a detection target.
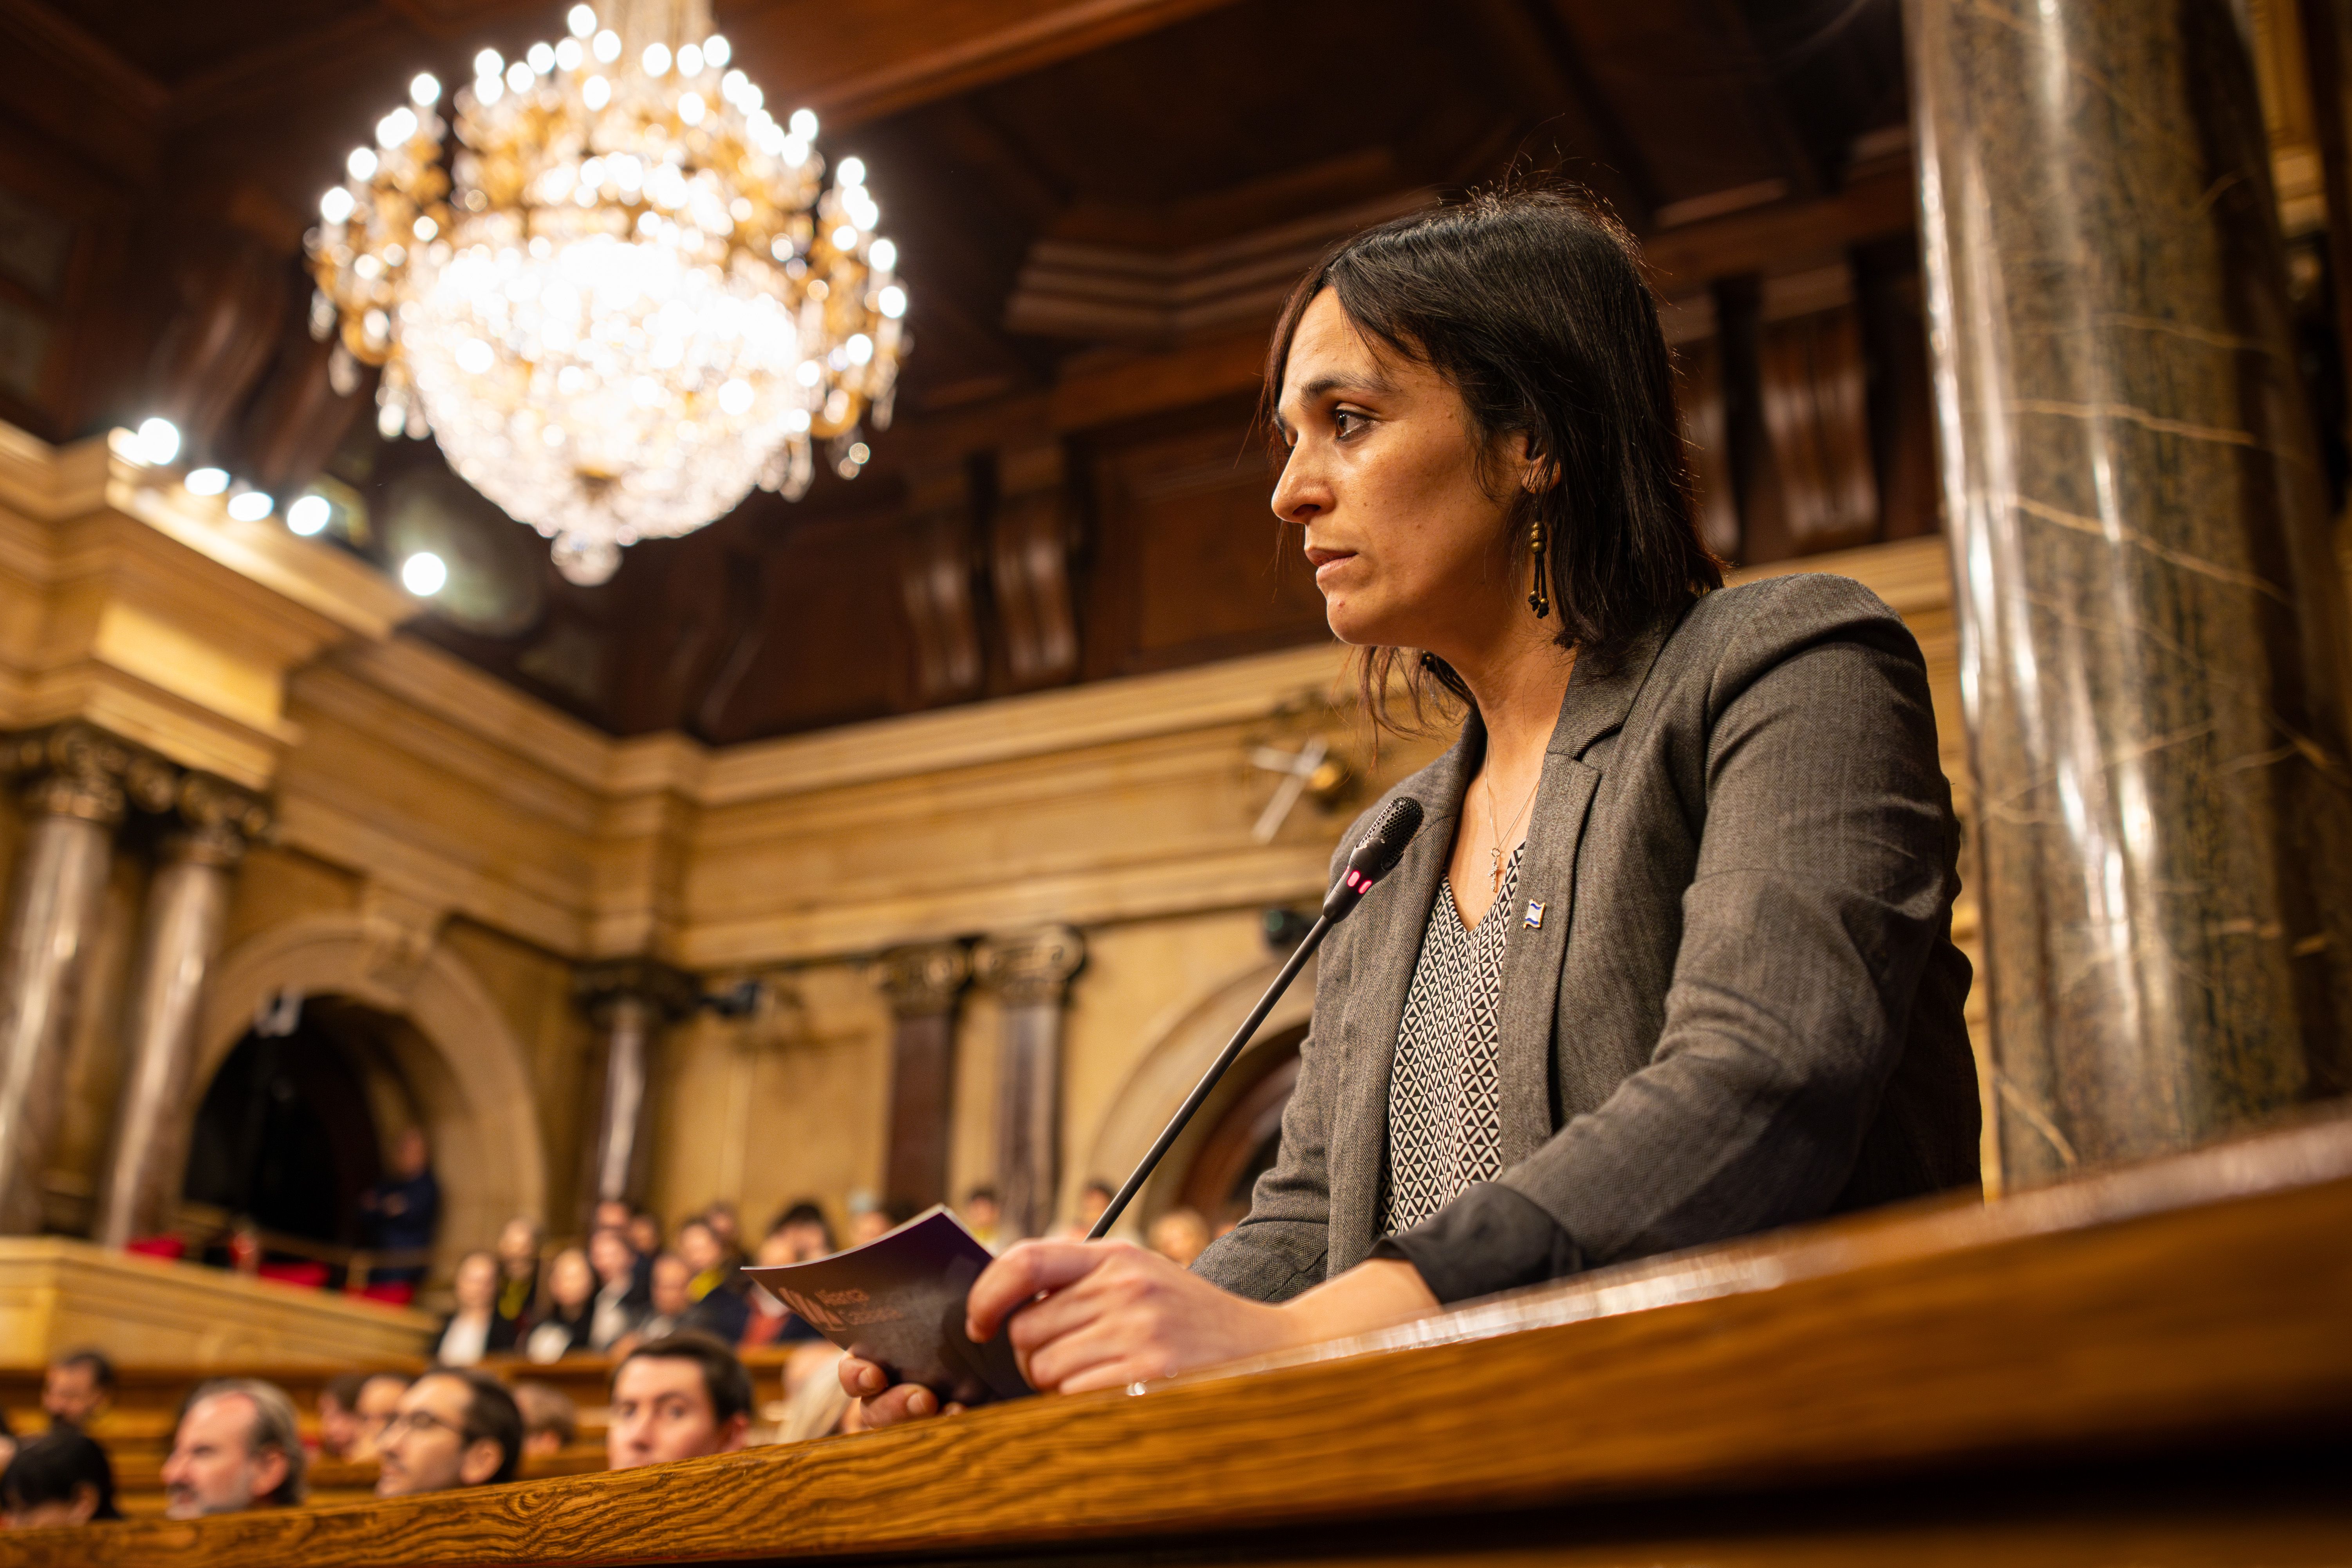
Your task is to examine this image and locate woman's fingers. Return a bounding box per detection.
[837,1355,888,1399]
[854,1382,938,1429]
[965,1239,1129,1340]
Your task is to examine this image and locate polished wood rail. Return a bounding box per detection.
[9,1115,2352,1567]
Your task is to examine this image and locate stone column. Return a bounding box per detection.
[1907,0,2352,1185]
[92,776,270,1246]
[974,926,1083,1240]
[578,959,699,1209]
[873,942,970,1212]
[0,727,157,1233]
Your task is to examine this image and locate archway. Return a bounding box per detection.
[1078,953,1317,1229]
[187,913,549,1281]
[184,1017,384,1252]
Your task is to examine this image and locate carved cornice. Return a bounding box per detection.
[575,957,703,1024]
[6,722,169,827]
[165,773,273,867]
[974,925,1085,1007]
[872,941,971,1018]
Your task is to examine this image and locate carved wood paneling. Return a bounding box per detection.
[1660,293,1741,562]
[1754,260,1879,557]
[989,443,1080,692]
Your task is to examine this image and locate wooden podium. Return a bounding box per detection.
[6,1116,2348,1567]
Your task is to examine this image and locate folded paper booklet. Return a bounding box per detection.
[744,1205,1033,1406]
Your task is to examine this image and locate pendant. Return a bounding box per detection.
[1490,847,1503,891]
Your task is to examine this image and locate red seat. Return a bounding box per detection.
[124,1236,185,1260]
[358,1281,417,1306]
[258,1261,331,1289]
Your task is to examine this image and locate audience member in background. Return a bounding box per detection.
[703,1200,746,1266]
[0,1410,18,1482]
[847,1198,918,1248]
[161,1378,307,1519]
[621,1252,695,1349]
[776,1342,853,1444]
[3,1430,119,1527]
[774,1200,835,1261]
[960,1187,1001,1251]
[524,1246,597,1362]
[40,1349,114,1430]
[676,1219,751,1343]
[316,1372,369,1460]
[434,1250,518,1366]
[375,1370,522,1498]
[741,1214,825,1347]
[359,1127,440,1288]
[624,1210,663,1274]
[587,1227,648,1351]
[509,1382,577,1460]
[606,1334,751,1470]
[1147,1207,1212,1267]
[591,1198,632,1234]
[1061,1178,1117,1239]
[347,1372,412,1463]
[493,1217,544,1345]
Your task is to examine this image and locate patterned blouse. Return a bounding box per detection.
[1380,843,1522,1235]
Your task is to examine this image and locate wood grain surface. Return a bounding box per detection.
[9,1115,2350,1568]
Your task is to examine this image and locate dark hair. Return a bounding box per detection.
[423,1369,522,1485]
[771,1201,835,1249]
[1266,184,1721,727]
[325,1371,371,1410]
[615,1333,753,1427]
[51,1349,116,1392]
[4,1430,120,1520]
[509,1381,578,1447]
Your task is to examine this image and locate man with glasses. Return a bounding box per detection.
[375,1370,522,1498]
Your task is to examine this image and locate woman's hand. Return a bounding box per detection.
[840,1241,1441,1429]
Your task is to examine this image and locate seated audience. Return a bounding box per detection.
[1147,1207,1212,1267]
[847,1199,916,1248]
[591,1197,632,1234]
[619,1252,695,1351]
[742,1210,828,1347]
[40,1349,114,1430]
[375,1370,522,1498]
[0,1410,17,1480]
[1057,1178,1116,1239]
[435,1250,518,1366]
[509,1382,578,1459]
[161,1378,307,1518]
[606,1334,751,1470]
[316,1371,369,1460]
[587,1226,647,1351]
[524,1246,597,1362]
[359,1126,440,1287]
[3,1430,119,1527]
[703,1200,746,1266]
[493,1217,544,1345]
[960,1186,1001,1252]
[347,1371,412,1463]
[624,1210,663,1275]
[676,1219,751,1343]
[776,1342,853,1444]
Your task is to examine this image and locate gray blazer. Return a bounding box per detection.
[1195,573,1980,1303]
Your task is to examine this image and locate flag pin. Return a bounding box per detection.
[1524,900,1546,929]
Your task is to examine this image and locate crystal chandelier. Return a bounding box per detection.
[307,0,906,583]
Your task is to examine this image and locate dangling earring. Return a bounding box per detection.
[1527,515,1550,619]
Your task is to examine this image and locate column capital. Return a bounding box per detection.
[872,941,970,1018]
[974,925,1085,1007]
[5,723,175,827]
[575,957,701,1022]
[164,773,272,867]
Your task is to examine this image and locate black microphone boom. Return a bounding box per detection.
[1089,797,1425,1240]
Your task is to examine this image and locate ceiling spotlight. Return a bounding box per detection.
[184,467,229,496]
[131,416,181,466]
[286,494,332,536]
[401,551,448,596]
[226,490,274,522]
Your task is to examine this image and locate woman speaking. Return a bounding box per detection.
[849,185,1979,1421]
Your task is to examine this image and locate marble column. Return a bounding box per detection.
[873,942,969,1212]
[578,959,699,1209]
[1907,0,2352,1185]
[0,727,157,1233]
[93,777,269,1246]
[975,926,1083,1240]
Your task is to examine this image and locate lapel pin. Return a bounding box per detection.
[1524,900,1546,930]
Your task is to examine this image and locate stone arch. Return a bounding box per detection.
[190,912,548,1278]
[1076,952,1318,1228]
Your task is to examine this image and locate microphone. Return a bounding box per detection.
[1089,796,1425,1240]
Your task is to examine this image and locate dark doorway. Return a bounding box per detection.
[184,1015,383,1249]
[1176,1026,1304,1226]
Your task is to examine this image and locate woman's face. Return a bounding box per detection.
[551,1249,594,1309]
[453,1253,497,1311]
[1273,288,1530,658]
